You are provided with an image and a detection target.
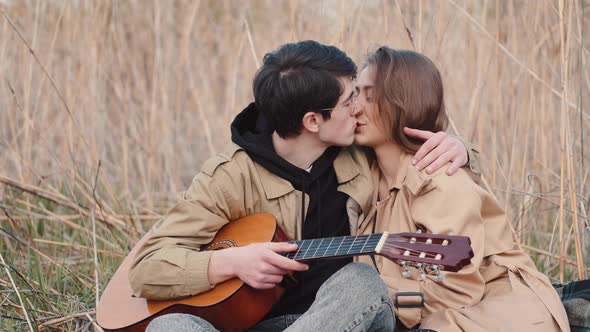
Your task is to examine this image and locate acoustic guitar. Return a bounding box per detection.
[97,213,473,331]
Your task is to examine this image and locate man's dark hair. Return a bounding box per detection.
[252,40,357,138]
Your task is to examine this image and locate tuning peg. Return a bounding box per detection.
[401,262,412,278]
[416,229,423,234]
[420,269,427,282]
[402,268,412,278]
[434,272,444,282]
[431,265,444,282]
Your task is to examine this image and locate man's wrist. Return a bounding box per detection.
[453,134,481,174]
[208,248,237,285]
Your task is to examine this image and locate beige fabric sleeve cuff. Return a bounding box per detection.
[182,250,216,295]
[454,135,481,175]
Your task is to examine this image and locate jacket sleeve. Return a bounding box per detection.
[128,168,241,300]
[454,135,482,175]
[395,170,489,327]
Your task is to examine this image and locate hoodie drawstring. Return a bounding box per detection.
[316,178,322,238]
[300,179,306,228]
[299,179,307,296]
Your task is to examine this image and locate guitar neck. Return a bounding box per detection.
[283,233,385,261]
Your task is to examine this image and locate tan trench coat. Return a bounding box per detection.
[356,151,570,332]
[128,143,374,300]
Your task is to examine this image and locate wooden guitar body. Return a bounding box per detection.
[97,214,286,332]
[97,213,473,331]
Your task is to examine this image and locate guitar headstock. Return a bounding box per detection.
[377,232,473,274]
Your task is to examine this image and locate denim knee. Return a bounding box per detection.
[146,313,217,332]
[338,263,391,300]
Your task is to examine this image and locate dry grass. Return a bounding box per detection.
[0,0,588,330]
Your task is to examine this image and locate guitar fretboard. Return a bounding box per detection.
[284,233,384,261]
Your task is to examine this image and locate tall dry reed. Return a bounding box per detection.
[0,0,588,330]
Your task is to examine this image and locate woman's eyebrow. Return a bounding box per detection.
[356,84,373,90]
[355,84,373,91]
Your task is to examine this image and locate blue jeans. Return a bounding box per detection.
[146,262,395,331]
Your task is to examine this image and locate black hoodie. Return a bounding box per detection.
[231,103,353,317]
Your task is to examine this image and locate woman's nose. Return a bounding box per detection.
[351,98,362,116]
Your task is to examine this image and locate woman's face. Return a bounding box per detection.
[353,66,391,147]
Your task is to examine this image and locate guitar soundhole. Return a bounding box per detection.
[206,240,237,250]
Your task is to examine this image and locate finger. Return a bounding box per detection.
[265,242,299,253]
[261,265,290,276]
[403,127,434,141]
[415,142,447,171]
[412,132,447,167]
[424,151,453,174]
[446,156,467,175]
[265,253,309,272]
[249,282,277,290]
[261,274,284,284]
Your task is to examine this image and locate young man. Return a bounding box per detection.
[129,41,477,331]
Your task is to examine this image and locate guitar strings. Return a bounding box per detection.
[380,243,439,259]
[286,242,382,258]
[286,241,444,261]
[285,234,450,260]
[286,236,382,259]
[383,236,454,260]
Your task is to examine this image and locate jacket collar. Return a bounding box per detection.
[254,162,296,199]
[372,151,434,196]
[334,147,373,216]
[359,151,434,234]
[333,147,360,184]
[255,147,369,202]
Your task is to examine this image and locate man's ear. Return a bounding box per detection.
[302,112,320,133]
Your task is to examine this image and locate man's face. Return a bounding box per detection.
[316,76,357,147]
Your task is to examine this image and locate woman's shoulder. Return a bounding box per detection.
[402,155,481,198]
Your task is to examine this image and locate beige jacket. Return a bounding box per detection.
[128,143,374,300]
[356,151,569,332]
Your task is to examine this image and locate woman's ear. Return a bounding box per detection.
[302,112,320,133]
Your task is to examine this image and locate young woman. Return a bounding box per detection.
[352,47,569,332]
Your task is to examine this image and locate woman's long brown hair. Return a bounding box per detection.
[365,47,448,153]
